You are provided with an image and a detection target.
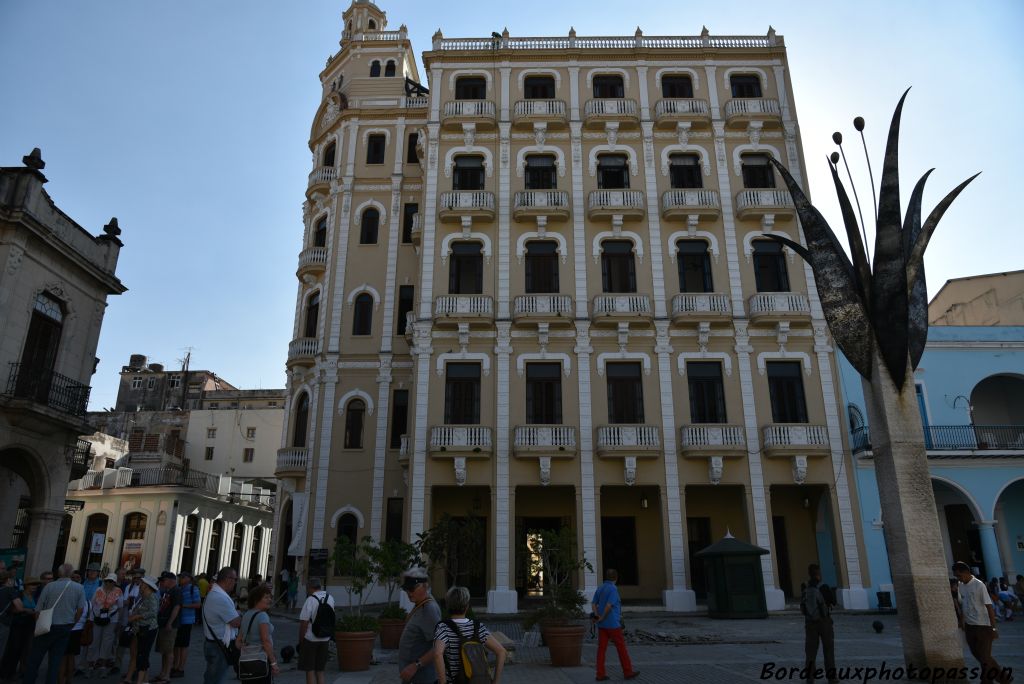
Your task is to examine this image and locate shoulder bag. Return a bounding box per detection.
[236,611,269,681]
[203,595,241,671]
[35,580,72,636]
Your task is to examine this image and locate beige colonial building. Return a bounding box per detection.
[929,269,1024,326]
[279,0,870,612]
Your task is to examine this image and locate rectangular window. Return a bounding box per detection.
[753,241,790,292]
[204,446,214,461]
[401,203,418,244]
[524,155,556,190]
[661,75,694,98]
[687,362,726,423]
[131,377,143,390]
[606,362,644,424]
[677,241,713,293]
[390,389,409,449]
[209,402,219,410]
[524,242,559,294]
[524,76,556,99]
[444,363,481,424]
[453,156,485,191]
[592,75,624,98]
[601,240,636,293]
[206,428,216,439]
[596,154,629,190]
[396,285,415,335]
[455,77,486,100]
[385,498,404,542]
[741,154,775,189]
[406,133,419,164]
[730,74,762,98]
[246,427,256,439]
[146,378,156,389]
[669,154,702,189]
[169,375,181,389]
[366,134,386,164]
[526,363,562,424]
[449,243,483,295]
[242,448,255,463]
[767,361,808,423]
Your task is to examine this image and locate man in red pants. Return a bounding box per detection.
[591,569,639,681]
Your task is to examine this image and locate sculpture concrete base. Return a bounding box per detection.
[662,588,697,612]
[765,587,786,611]
[838,586,870,610]
[486,589,519,614]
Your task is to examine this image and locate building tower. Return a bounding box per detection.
[279,3,871,614]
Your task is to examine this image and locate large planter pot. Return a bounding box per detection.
[335,630,376,671]
[378,618,405,650]
[543,623,586,667]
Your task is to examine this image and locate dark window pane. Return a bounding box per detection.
[526,362,562,424]
[677,240,713,292]
[753,241,789,292]
[313,217,327,247]
[525,241,559,293]
[453,156,485,190]
[597,154,629,189]
[593,75,624,98]
[322,143,336,168]
[344,400,365,448]
[385,499,404,542]
[396,285,414,335]
[369,61,381,78]
[402,203,418,243]
[359,208,379,244]
[669,154,702,189]
[661,75,693,98]
[524,155,556,190]
[455,77,486,100]
[524,76,556,99]
[687,362,726,423]
[606,362,644,423]
[741,154,775,188]
[767,362,808,423]
[304,292,320,337]
[601,240,636,293]
[292,392,310,448]
[449,242,483,294]
[406,133,419,164]
[366,134,386,165]
[384,60,396,77]
[445,363,481,424]
[390,390,408,449]
[730,74,762,98]
[353,293,373,335]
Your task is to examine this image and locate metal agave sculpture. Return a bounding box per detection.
[767,89,979,388]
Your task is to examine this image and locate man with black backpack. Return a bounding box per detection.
[801,564,839,684]
[298,577,335,684]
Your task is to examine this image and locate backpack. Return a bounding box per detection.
[800,584,825,623]
[310,593,334,639]
[444,619,491,684]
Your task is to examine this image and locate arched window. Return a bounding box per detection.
[334,513,359,575]
[17,293,65,400]
[661,74,694,98]
[593,74,624,98]
[367,19,376,30]
[524,154,556,190]
[322,141,336,168]
[384,60,396,77]
[344,399,366,449]
[601,240,636,293]
[525,241,559,293]
[453,156,485,191]
[359,208,379,244]
[741,153,775,189]
[292,392,310,448]
[180,515,199,574]
[676,240,713,293]
[119,513,148,571]
[455,76,486,100]
[248,526,263,580]
[369,61,381,78]
[352,294,373,335]
[730,74,762,98]
[669,154,702,189]
[313,217,327,248]
[752,240,789,292]
[206,520,223,574]
[229,524,244,571]
[597,154,629,189]
[304,292,320,337]
[80,513,108,572]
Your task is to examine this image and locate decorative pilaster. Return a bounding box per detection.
[574,323,599,595]
[489,322,517,613]
[408,321,434,539]
[370,354,394,540]
[312,358,339,547]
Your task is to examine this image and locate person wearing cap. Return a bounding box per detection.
[297,577,334,684]
[87,574,124,677]
[171,572,200,678]
[83,563,103,603]
[21,563,86,684]
[153,571,182,684]
[0,576,39,681]
[398,568,441,684]
[125,576,159,684]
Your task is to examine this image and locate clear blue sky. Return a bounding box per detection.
[1,1,1020,410]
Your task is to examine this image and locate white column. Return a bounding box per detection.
[408,324,434,539]
[194,517,213,574]
[489,322,517,612]
[239,524,254,579]
[574,323,599,595]
[219,521,234,570]
[312,363,339,548]
[370,355,393,540]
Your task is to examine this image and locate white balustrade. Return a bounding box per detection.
[588,190,645,211]
[434,295,494,317]
[115,468,134,488]
[430,425,493,450]
[513,99,567,118]
[671,293,731,316]
[661,190,720,212]
[439,191,495,211]
[363,30,403,41]
[584,99,639,117]
[437,35,771,51]
[592,295,652,315]
[725,98,781,117]
[514,425,577,449]
[287,337,320,360]
[513,295,573,316]
[680,425,746,448]
[276,448,308,473]
[762,424,829,448]
[514,191,569,210]
[596,425,661,449]
[403,96,429,108]
[747,292,811,316]
[307,166,336,186]
[297,247,328,271]
[442,100,496,118]
[654,99,711,117]
[735,189,793,212]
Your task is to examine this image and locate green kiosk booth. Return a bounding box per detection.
[693,533,769,619]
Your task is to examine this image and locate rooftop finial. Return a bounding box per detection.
[23,148,45,171]
[103,217,121,238]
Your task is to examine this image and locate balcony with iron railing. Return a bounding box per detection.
[430,425,493,455]
[724,98,782,127]
[513,425,578,455]
[441,100,496,128]
[433,295,495,325]
[654,98,711,126]
[851,425,1024,453]
[762,424,830,455]
[296,247,328,279]
[438,191,496,222]
[74,465,276,510]
[512,294,574,324]
[68,439,92,480]
[307,166,336,193]
[275,447,309,477]
[734,189,795,220]
[596,425,662,455]
[591,294,653,324]
[747,292,811,323]
[583,98,640,126]
[661,189,721,221]
[512,99,568,126]
[671,293,731,323]
[286,337,320,367]
[513,190,570,220]
[587,190,646,220]
[680,425,746,455]
[3,362,91,419]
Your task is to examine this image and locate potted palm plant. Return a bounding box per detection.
[331,535,379,671]
[368,538,420,649]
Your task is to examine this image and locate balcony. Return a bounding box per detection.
[307,166,336,194]
[747,292,811,323]
[513,425,578,456]
[724,98,782,128]
[3,362,91,424]
[430,425,493,455]
[433,295,495,325]
[438,191,496,222]
[296,247,328,279]
[762,424,830,456]
[670,293,731,323]
[512,99,568,126]
[513,191,570,221]
[286,337,319,367]
[660,190,721,221]
[591,295,653,324]
[587,190,646,220]
[68,439,92,481]
[596,425,661,456]
[513,295,574,324]
[680,425,746,455]
[734,189,795,220]
[275,447,309,477]
[441,100,496,128]
[584,98,639,126]
[403,96,429,109]
[852,425,1024,454]
[654,98,711,127]
[410,213,422,246]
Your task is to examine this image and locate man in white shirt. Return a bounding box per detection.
[298,578,334,684]
[201,566,241,684]
[953,561,1011,684]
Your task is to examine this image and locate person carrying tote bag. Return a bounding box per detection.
[234,586,279,683]
[34,576,72,636]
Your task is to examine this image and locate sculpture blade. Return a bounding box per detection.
[905,173,981,287]
[902,170,933,371]
[828,160,872,305]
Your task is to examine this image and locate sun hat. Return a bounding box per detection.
[140,576,159,592]
[104,573,118,583]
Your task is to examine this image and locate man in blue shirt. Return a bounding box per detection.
[591,569,638,681]
[82,563,102,602]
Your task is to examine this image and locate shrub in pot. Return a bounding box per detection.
[332,535,379,671]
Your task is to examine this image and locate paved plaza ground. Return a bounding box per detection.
[160,608,1022,683]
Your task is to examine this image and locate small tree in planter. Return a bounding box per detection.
[522,527,592,667]
[331,535,379,671]
[415,512,485,598]
[368,538,420,649]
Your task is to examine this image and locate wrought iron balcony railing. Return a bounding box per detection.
[4,362,91,416]
[852,425,1024,452]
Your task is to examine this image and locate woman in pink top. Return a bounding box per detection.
[87,574,124,677]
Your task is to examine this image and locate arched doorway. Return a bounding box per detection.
[80,513,109,571]
[179,515,199,574]
[971,375,1024,449]
[995,479,1024,579]
[206,520,223,574]
[119,513,147,571]
[932,479,986,577]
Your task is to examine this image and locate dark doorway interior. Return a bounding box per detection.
[600,516,639,586]
[517,516,564,597]
[772,516,792,599]
[686,517,712,599]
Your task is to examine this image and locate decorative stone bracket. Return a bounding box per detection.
[624,456,637,486]
[454,457,467,486]
[539,456,551,486]
[792,455,808,485]
[708,456,723,485]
